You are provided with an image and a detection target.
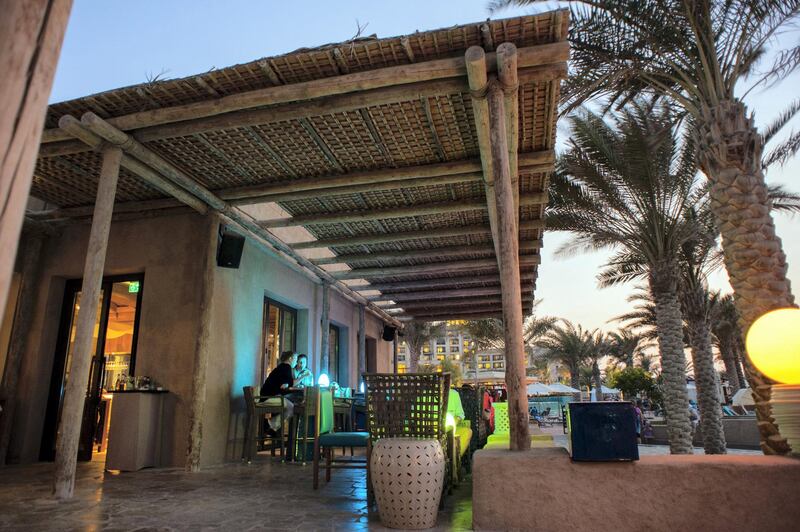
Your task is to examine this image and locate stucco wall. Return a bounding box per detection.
[9,212,208,466]
[200,236,397,467]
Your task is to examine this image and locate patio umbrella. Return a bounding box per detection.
[601,386,620,395]
[526,383,553,396]
[732,388,755,406]
[546,383,581,394]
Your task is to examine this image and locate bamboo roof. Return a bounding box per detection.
[30,11,569,324]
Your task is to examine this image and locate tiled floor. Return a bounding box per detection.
[0,453,472,531]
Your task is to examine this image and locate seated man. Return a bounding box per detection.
[447,388,472,458]
[293,353,314,389]
[260,350,297,436]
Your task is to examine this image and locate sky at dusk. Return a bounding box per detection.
[49,0,800,333]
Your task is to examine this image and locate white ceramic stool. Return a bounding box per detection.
[370,437,445,529]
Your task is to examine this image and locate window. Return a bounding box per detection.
[479,355,490,362]
[436,354,445,361]
[493,362,505,369]
[397,364,406,374]
[479,363,491,369]
[449,337,460,349]
[397,354,406,362]
[421,354,432,361]
[492,355,504,361]
[329,324,341,384]
[436,344,446,354]
[422,342,431,354]
[262,298,297,381]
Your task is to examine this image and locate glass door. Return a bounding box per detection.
[261,299,297,382]
[40,275,143,462]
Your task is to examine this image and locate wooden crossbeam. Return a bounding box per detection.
[381,293,535,310]
[39,42,569,154]
[292,218,544,250]
[332,254,541,280]
[312,240,542,265]
[401,305,533,320]
[350,271,536,293]
[263,193,546,229]
[370,284,533,302]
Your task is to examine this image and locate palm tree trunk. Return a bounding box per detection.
[734,343,747,389]
[650,271,693,454]
[570,371,581,401]
[591,360,603,401]
[719,338,742,394]
[697,99,794,455]
[685,306,727,454]
[408,348,420,373]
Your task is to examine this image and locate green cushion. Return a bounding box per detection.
[319,431,369,447]
[455,426,472,457]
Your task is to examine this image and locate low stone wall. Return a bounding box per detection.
[472,447,800,531]
[649,416,760,449]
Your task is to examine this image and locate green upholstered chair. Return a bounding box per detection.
[310,386,370,490]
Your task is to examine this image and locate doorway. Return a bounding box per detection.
[261,298,297,382]
[366,337,377,374]
[40,275,144,462]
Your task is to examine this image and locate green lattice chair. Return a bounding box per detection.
[310,386,370,490]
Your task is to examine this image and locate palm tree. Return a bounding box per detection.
[492,0,800,455]
[606,328,649,369]
[535,319,593,400]
[401,321,445,373]
[547,102,699,453]
[588,331,612,400]
[710,294,747,393]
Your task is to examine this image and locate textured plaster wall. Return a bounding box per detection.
[200,237,397,467]
[10,212,208,466]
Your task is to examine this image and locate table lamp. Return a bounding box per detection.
[746,308,800,451]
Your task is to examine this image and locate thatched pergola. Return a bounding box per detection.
[5,8,568,497]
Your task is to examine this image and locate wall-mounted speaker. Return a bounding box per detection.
[216,227,245,268]
[382,325,396,342]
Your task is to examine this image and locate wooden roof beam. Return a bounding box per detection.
[74,112,401,328]
[370,284,534,302]
[350,271,536,293]
[292,218,543,250]
[261,192,546,229]
[312,239,542,265]
[40,41,569,149]
[225,149,552,205]
[331,254,541,280]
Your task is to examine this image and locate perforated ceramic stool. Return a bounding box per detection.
[370,437,445,529]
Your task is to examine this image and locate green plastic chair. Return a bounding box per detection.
[311,386,370,490]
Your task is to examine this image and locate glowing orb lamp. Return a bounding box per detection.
[745,308,800,385]
[318,373,330,387]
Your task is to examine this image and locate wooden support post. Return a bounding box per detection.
[496,43,520,223]
[53,147,121,498]
[0,0,72,321]
[0,231,47,465]
[358,305,366,384]
[488,82,530,451]
[186,214,219,472]
[465,46,502,263]
[320,283,330,375]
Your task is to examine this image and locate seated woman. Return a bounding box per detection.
[293,353,314,389]
[260,350,297,436]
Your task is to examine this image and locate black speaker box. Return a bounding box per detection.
[566,402,639,461]
[217,228,245,268]
[382,325,396,341]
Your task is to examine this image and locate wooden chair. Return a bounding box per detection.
[242,386,287,462]
[364,373,452,501]
[310,386,371,490]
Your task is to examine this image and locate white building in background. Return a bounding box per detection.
[395,324,508,384]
